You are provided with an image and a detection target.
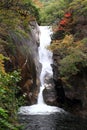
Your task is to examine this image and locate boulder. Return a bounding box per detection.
[43,74,58,106]
[43,84,58,106]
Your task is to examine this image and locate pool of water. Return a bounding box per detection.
[19,112,87,130]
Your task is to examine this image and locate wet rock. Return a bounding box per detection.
[52,13,87,117]
[43,74,58,106]
[52,52,87,117]
[43,84,58,106]
[54,79,65,104]
[0,21,41,105]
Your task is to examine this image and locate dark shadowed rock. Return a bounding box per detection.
[43,74,58,106]
[52,13,87,117]
[43,85,58,106]
[0,21,41,105]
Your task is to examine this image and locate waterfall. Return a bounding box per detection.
[39,26,53,85]
[38,26,53,104]
[18,26,63,115]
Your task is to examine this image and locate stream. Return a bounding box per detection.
[18,26,87,130]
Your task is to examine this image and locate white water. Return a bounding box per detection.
[19,26,64,115]
[38,26,53,104]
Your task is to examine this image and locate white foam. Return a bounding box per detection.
[18,104,64,115]
[18,26,64,116]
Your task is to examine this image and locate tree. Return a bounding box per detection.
[40,0,73,25]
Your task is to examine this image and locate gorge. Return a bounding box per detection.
[18,26,87,130]
[19,26,62,115]
[0,0,87,129]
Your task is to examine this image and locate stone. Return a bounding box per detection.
[52,13,87,117]
[0,21,41,105]
[42,74,58,106]
[43,85,58,106]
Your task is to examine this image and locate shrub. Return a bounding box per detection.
[48,35,87,80]
[0,54,23,130]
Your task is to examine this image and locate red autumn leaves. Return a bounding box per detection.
[58,12,72,31]
[65,12,71,18]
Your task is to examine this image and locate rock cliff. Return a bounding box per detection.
[0,0,42,105]
[53,12,87,117]
[43,5,87,117]
[0,21,41,105]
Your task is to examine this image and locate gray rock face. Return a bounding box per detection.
[52,49,87,116]
[43,74,58,106]
[65,72,87,108]
[16,22,41,105]
[52,14,87,117]
[1,21,41,105]
[43,85,58,106]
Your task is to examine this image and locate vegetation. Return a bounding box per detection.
[40,0,87,25]
[0,0,40,129]
[0,54,24,130]
[47,0,87,81]
[0,0,87,128]
[49,36,87,78]
[69,0,87,16]
[40,0,73,25]
[0,0,40,56]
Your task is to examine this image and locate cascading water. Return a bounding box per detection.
[18,27,87,130]
[19,26,63,115]
[38,26,53,104]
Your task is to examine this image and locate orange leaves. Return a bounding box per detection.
[0,54,5,74]
[59,12,72,27]
[65,12,71,18]
[60,18,69,26]
[0,54,9,74]
[62,35,74,45]
[53,12,72,33]
[48,34,74,52]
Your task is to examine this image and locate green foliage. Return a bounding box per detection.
[48,35,74,52]
[40,0,72,25]
[0,69,23,130]
[19,1,40,22]
[81,38,87,46]
[69,0,87,16]
[0,0,40,31]
[40,0,87,25]
[44,0,87,91]
[0,55,24,130]
[59,49,87,78]
[0,0,20,8]
[49,34,87,79]
[0,67,24,130]
[0,0,40,57]
[0,108,18,130]
[0,0,40,129]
